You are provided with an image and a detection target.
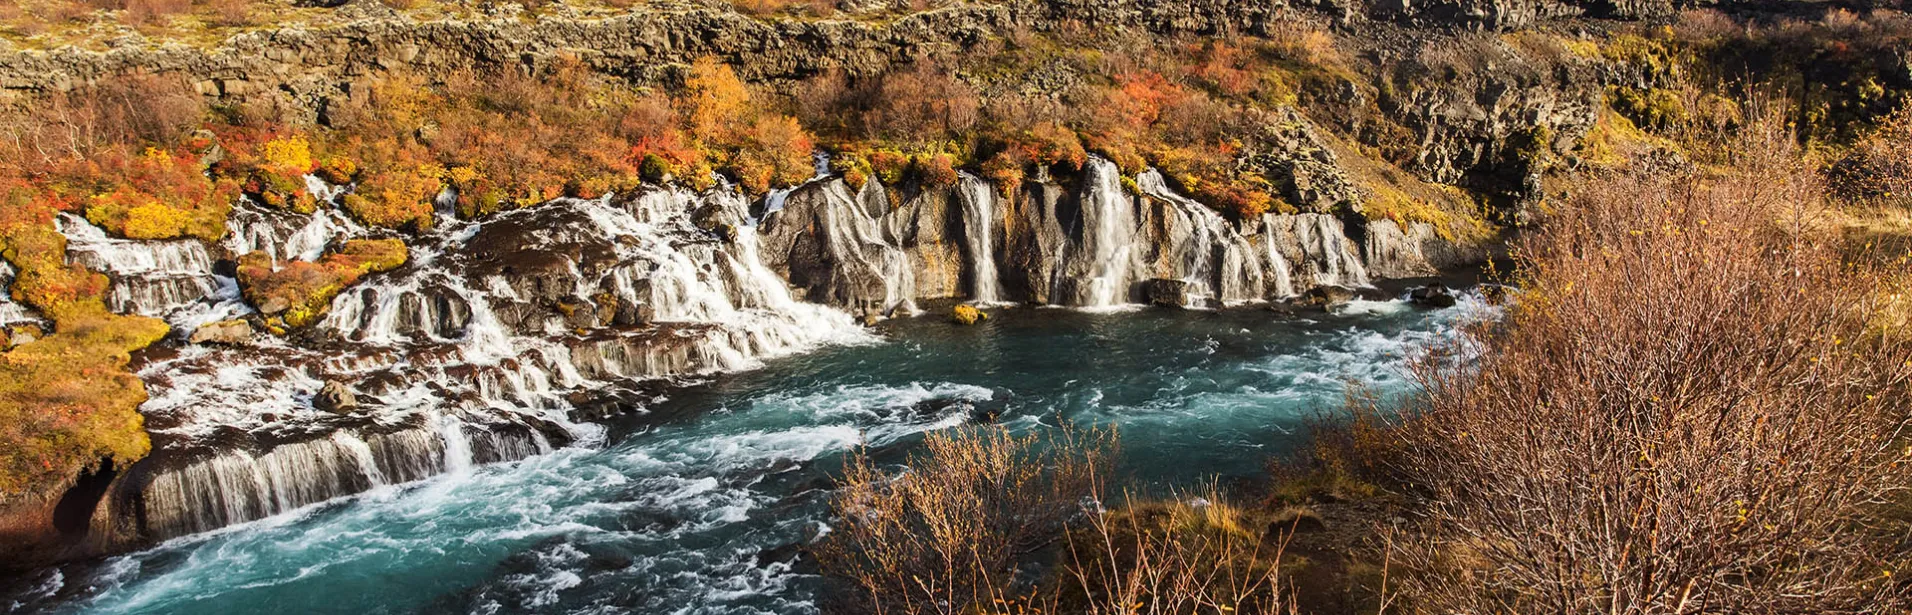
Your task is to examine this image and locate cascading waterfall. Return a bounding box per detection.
[1261,213,1372,291]
[121,184,873,542]
[55,213,250,332]
[1137,169,1267,306]
[0,261,45,328]
[135,423,552,538]
[67,151,1435,546]
[1262,239,1298,299]
[778,181,919,316]
[955,172,1006,304]
[225,179,368,268]
[1068,157,1143,308]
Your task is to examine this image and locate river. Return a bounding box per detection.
[7,295,1487,615]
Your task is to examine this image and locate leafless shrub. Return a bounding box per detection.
[1381,106,1912,614]
[1059,490,1300,615]
[0,73,202,170]
[813,426,1114,615]
[1829,104,1912,208]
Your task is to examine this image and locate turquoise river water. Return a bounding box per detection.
[7,294,1489,615]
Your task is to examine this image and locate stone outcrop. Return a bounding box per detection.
[313,380,359,413]
[187,319,254,345]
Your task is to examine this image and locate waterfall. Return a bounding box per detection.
[224,198,366,269]
[1136,169,1266,306]
[135,423,556,539]
[0,262,45,328]
[955,173,1006,304]
[333,432,387,486]
[1262,238,1298,299]
[438,416,474,474]
[55,213,252,332]
[124,183,873,541]
[1069,157,1142,308]
[1261,213,1371,291]
[762,182,918,316]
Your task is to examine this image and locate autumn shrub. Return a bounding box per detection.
[813,426,1113,615]
[864,62,981,145]
[981,150,1026,196]
[913,151,959,188]
[1608,86,1688,131]
[1010,122,1087,175]
[1829,104,1912,207]
[0,180,167,498]
[1379,113,1912,613]
[868,148,910,185]
[83,146,235,240]
[1058,490,1299,615]
[238,238,408,329]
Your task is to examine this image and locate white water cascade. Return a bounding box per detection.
[955,172,1006,304]
[55,213,250,332]
[763,181,919,316]
[1068,157,1144,308]
[0,261,44,329]
[1137,169,1268,307]
[122,185,874,541]
[1261,213,1371,290]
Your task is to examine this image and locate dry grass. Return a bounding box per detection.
[1376,108,1912,613]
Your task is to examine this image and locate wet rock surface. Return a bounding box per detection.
[188,319,254,345]
[313,381,359,413]
[1145,278,1197,308]
[1410,283,1459,308]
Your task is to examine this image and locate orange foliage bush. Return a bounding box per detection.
[83,146,235,240]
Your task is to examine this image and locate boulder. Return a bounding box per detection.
[313,381,360,414]
[951,304,987,325]
[1143,278,1195,309]
[188,319,255,345]
[1298,285,1358,308]
[1409,283,1459,308]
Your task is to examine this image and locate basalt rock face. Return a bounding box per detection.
[762,155,1472,311]
[0,0,1763,102]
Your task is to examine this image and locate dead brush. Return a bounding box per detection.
[1380,105,1912,613]
[1057,488,1301,615]
[812,425,1114,615]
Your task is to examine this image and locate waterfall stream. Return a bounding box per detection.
[19,155,1442,571]
[1137,169,1267,307]
[86,185,876,543]
[1068,157,1143,308]
[956,172,1006,304]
